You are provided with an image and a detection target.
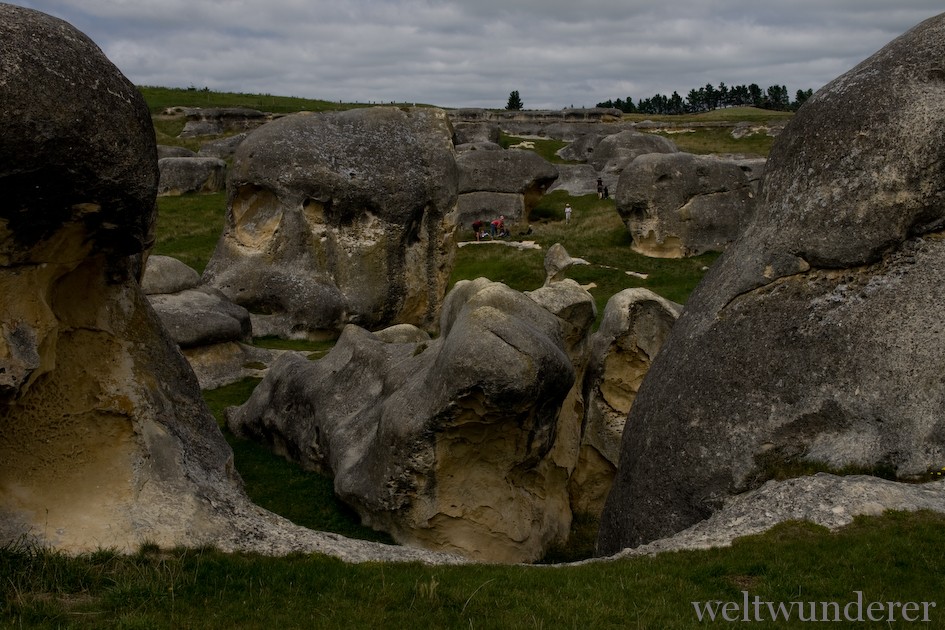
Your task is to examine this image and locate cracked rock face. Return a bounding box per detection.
[203,107,459,337]
[597,12,945,554]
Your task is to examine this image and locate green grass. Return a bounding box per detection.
[202,379,390,543]
[498,132,577,164]
[646,126,774,156]
[152,192,227,273]
[139,85,384,115]
[451,191,718,319]
[623,106,794,124]
[4,510,944,628]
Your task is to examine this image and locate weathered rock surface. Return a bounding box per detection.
[598,13,945,555]
[227,278,595,563]
[608,475,945,558]
[573,290,681,517]
[452,121,500,145]
[616,152,763,257]
[588,130,678,175]
[197,132,248,160]
[141,254,201,295]
[455,148,558,226]
[0,5,469,565]
[157,156,227,196]
[0,4,235,553]
[203,107,459,336]
[547,164,604,196]
[147,286,251,348]
[157,145,197,159]
[179,107,268,138]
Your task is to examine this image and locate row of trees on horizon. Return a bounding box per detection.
[595,82,814,115]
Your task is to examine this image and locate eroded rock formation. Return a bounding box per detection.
[598,12,945,555]
[228,277,597,563]
[616,152,763,258]
[573,289,681,517]
[455,148,558,228]
[203,107,459,337]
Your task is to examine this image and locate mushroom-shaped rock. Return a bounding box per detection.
[203,107,459,337]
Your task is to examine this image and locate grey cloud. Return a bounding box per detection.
[6,1,944,109]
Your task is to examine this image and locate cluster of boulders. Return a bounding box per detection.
[226,246,681,562]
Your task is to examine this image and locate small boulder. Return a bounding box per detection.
[141,254,201,295]
[157,157,227,196]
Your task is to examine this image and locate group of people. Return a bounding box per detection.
[471,216,509,240]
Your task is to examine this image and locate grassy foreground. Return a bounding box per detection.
[4,511,944,628]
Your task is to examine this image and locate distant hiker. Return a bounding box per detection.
[597,177,604,198]
[564,203,572,224]
[472,219,485,240]
[491,216,507,237]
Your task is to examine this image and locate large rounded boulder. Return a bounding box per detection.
[203,107,459,337]
[616,153,763,257]
[598,13,945,554]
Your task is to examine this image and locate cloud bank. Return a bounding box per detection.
[8,1,943,109]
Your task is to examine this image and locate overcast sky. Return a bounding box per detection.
[7,1,944,110]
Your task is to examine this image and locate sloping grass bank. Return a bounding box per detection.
[4,511,944,628]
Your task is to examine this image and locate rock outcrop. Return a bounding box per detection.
[573,289,681,517]
[455,148,558,227]
[616,153,764,258]
[178,107,268,138]
[203,107,459,337]
[157,156,227,196]
[228,278,596,563]
[598,12,945,555]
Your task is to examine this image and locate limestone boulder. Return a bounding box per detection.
[157,157,227,196]
[197,132,248,160]
[0,4,235,552]
[203,107,459,336]
[589,130,678,175]
[455,148,558,226]
[598,13,945,554]
[228,278,595,563]
[573,289,680,517]
[452,121,500,145]
[141,254,201,295]
[616,152,762,258]
[147,286,251,348]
